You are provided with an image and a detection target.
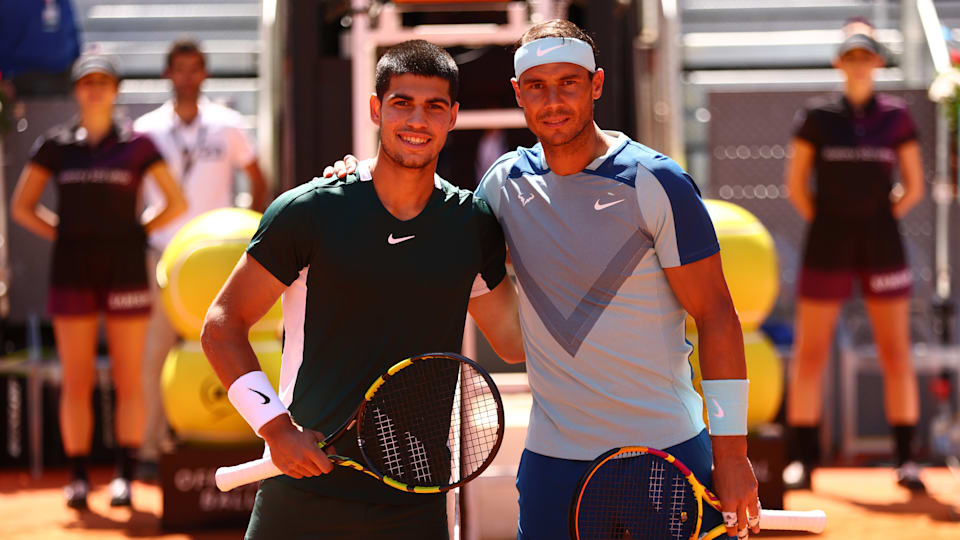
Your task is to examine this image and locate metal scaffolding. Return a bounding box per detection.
[347,1,560,159]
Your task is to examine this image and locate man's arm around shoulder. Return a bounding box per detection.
[469,277,524,364]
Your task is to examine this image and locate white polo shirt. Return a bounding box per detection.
[134,97,256,249]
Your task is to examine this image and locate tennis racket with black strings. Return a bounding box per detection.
[215,352,504,494]
[570,446,827,540]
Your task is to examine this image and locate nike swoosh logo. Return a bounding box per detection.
[536,44,564,57]
[594,199,625,211]
[387,234,415,245]
[710,398,725,419]
[249,388,271,405]
[519,193,534,206]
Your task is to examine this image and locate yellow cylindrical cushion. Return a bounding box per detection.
[157,208,282,340]
[688,330,784,430]
[161,339,283,442]
[687,200,779,332]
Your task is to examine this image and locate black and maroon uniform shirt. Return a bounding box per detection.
[30,119,163,242]
[793,93,918,219]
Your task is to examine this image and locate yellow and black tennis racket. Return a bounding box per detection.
[215,352,504,493]
[570,446,826,540]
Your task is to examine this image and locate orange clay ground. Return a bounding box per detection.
[1,466,958,539]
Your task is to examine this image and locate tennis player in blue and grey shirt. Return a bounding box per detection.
[474,20,761,540]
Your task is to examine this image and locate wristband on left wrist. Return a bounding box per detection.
[701,379,749,436]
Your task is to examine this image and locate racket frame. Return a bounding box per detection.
[570,446,708,540]
[216,352,505,494]
[353,352,505,492]
[570,445,826,540]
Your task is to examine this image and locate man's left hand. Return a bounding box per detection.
[712,437,761,539]
[322,154,359,179]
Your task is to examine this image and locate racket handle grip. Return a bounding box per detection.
[215,457,282,492]
[760,509,827,533]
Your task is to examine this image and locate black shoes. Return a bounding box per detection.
[64,479,89,509]
[784,459,928,493]
[896,461,927,493]
[109,477,132,507]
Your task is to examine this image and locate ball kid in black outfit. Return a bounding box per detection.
[782,21,927,492]
[11,54,187,509]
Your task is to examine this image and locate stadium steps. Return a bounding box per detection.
[676,0,959,185]
[681,0,960,71]
[681,0,901,70]
[70,0,262,117]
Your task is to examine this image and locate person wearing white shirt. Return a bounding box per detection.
[133,40,269,471]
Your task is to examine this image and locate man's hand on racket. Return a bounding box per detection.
[713,436,761,538]
[322,154,360,179]
[259,414,335,479]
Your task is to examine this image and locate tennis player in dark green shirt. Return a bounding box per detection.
[201,41,524,539]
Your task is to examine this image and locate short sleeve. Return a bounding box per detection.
[471,197,507,296]
[246,189,315,286]
[793,106,820,146]
[891,107,919,148]
[474,152,515,216]
[29,136,62,173]
[226,125,256,169]
[635,161,719,269]
[135,135,164,175]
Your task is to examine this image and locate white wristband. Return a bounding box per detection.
[701,379,749,436]
[226,371,288,436]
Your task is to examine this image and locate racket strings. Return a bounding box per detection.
[457,364,502,472]
[405,431,433,483]
[369,406,404,479]
[358,357,501,488]
[576,453,699,540]
[668,475,689,538]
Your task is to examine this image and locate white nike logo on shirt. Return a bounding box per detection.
[519,193,535,206]
[387,234,415,245]
[594,199,625,211]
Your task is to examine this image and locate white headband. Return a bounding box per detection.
[514,37,596,79]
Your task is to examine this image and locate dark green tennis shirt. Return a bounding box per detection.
[246,172,506,504]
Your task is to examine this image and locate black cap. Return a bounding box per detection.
[71,54,120,82]
[837,33,883,57]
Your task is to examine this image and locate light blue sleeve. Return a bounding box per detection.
[634,158,719,268]
[474,152,518,217]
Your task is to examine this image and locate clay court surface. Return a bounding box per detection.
[1,466,959,539]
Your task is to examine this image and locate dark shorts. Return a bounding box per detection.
[798,266,912,300]
[48,238,150,316]
[799,214,911,300]
[516,429,733,540]
[245,478,449,540]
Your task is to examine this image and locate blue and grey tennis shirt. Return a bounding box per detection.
[476,131,720,459]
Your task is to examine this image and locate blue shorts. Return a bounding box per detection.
[516,429,733,540]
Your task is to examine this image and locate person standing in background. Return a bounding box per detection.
[10,54,187,508]
[134,39,269,474]
[0,0,80,97]
[783,20,926,492]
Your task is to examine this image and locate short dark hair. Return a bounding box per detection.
[166,39,206,70]
[515,19,599,67]
[375,40,459,102]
